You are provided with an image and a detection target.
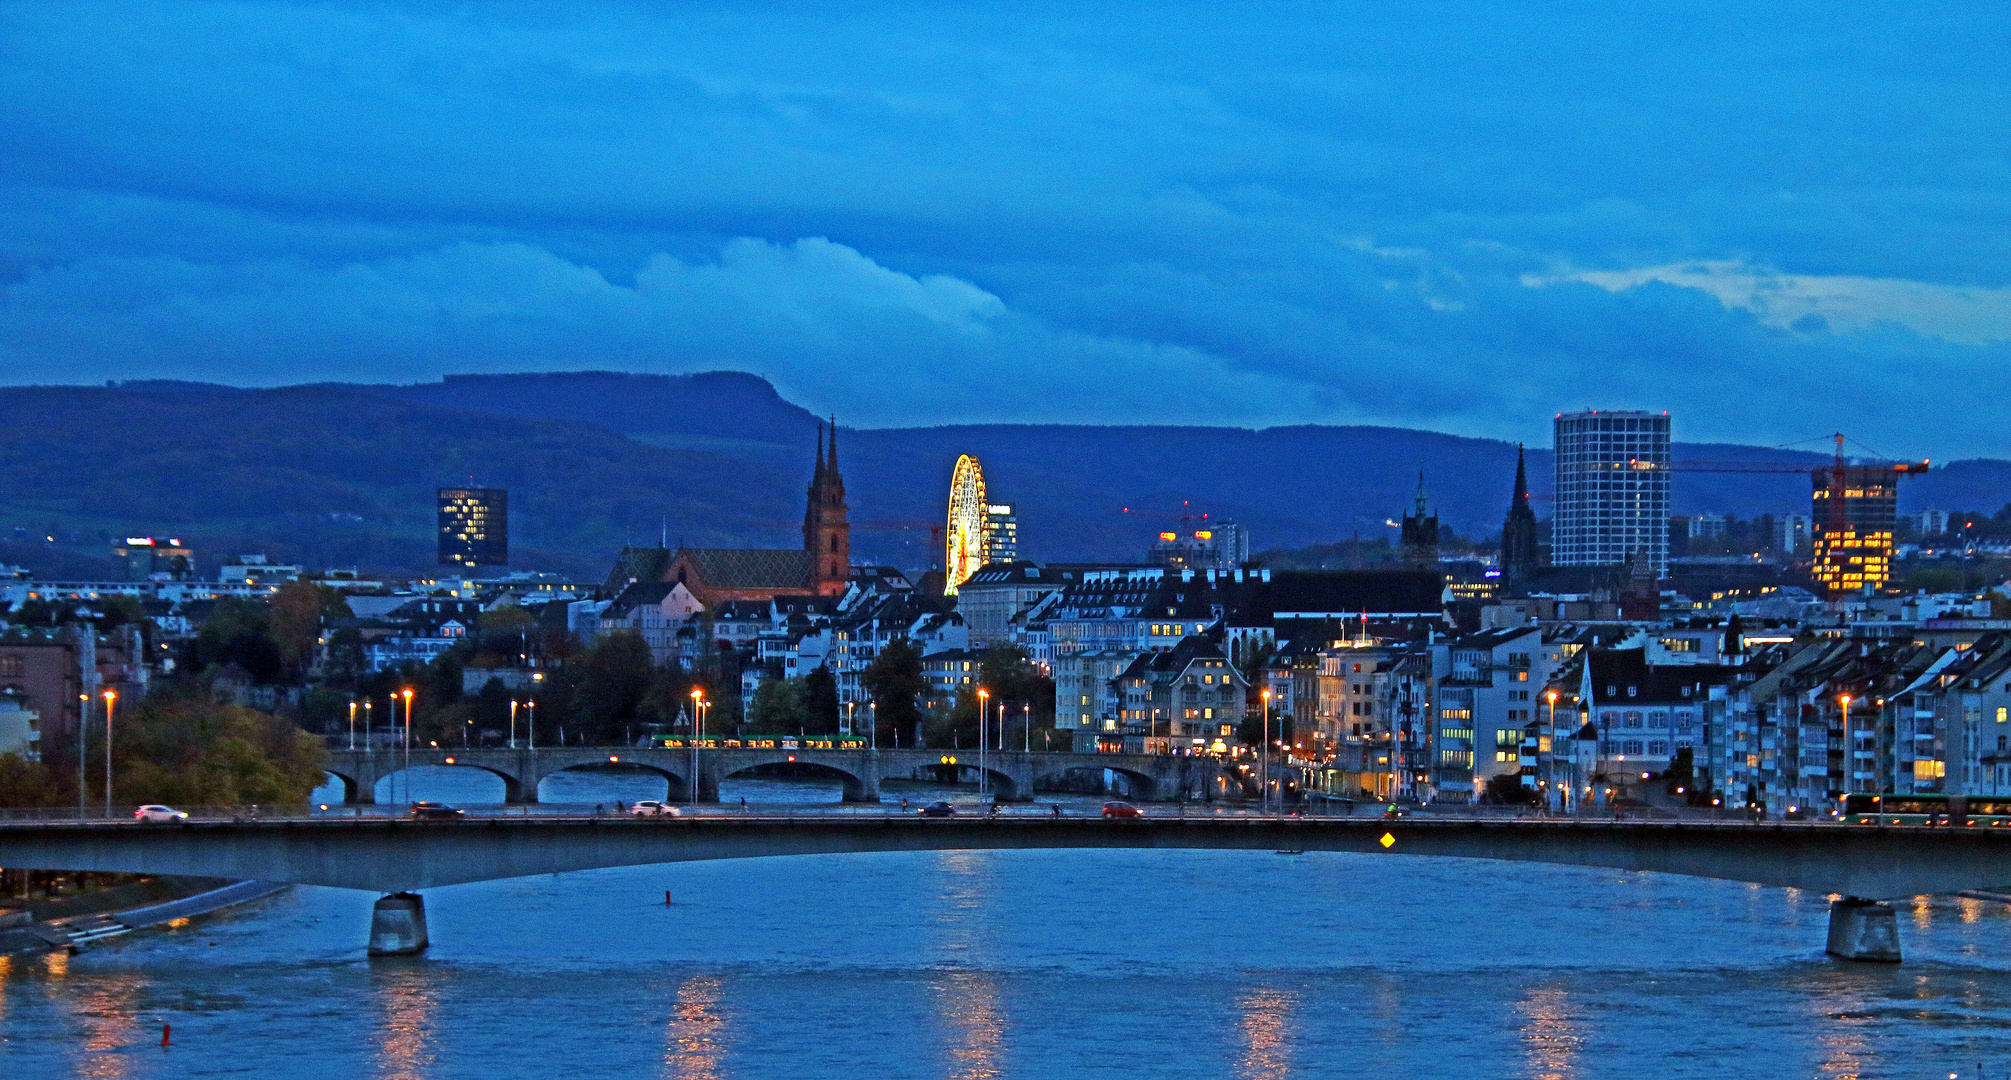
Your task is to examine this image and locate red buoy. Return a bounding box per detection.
[161,1024,171,1047]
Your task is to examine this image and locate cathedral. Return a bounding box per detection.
[602,422,852,606]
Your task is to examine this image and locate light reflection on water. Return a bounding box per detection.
[1235,987,1295,1080]
[663,973,727,1080]
[7,785,2011,1079]
[372,965,436,1080]
[1515,985,1581,1080]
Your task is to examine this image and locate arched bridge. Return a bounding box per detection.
[323,746,1216,804]
[2,814,2003,962]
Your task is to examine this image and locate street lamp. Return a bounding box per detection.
[102,689,117,818]
[1261,688,1272,814]
[78,692,90,816]
[363,700,373,755]
[688,687,709,807]
[400,688,414,806]
[977,688,990,799]
[509,699,519,749]
[348,700,358,752]
[1023,703,1030,754]
[1545,690,1559,812]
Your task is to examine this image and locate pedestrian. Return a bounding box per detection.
[1050,804,1061,819]
[740,796,748,812]
[902,796,909,811]
[595,803,604,816]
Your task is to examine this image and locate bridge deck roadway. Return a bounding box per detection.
[4,816,2009,899]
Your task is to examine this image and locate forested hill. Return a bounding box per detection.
[1,372,2005,579]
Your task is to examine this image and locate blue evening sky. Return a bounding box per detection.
[1,1,2005,456]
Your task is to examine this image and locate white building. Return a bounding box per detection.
[1552,410,1671,576]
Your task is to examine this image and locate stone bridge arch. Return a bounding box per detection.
[1033,762,1157,801]
[719,752,878,803]
[538,761,690,803]
[373,762,525,805]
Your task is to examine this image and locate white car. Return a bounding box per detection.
[630,800,681,817]
[134,804,188,823]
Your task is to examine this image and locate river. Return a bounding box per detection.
[3,770,2010,1078]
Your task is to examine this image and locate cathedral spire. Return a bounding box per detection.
[828,415,839,476]
[813,421,826,487]
[1502,443,1543,585]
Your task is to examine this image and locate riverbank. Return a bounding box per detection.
[0,876,287,955]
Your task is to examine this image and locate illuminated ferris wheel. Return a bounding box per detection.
[944,454,988,595]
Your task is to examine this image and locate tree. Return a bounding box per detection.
[802,666,840,735]
[861,637,928,746]
[111,688,327,806]
[569,632,655,743]
[0,752,57,806]
[748,676,809,735]
[925,688,982,750]
[186,598,284,682]
[268,580,327,677]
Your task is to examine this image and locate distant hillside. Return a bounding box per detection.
[0,372,2003,579]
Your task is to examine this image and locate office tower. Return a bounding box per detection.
[1552,410,1671,576]
[984,502,1018,564]
[438,488,508,568]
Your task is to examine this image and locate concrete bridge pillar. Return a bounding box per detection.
[696,757,721,803]
[1826,897,1902,962]
[846,753,881,803]
[367,893,429,956]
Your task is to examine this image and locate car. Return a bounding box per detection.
[630,800,682,817]
[918,801,956,818]
[134,804,188,823]
[406,801,465,820]
[1102,801,1143,819]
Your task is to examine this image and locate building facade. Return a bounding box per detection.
[438,489,508,568]
[1551,410,1671,576]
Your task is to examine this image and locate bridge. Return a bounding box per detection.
[2,812,2001,963]
[322,746,1231,804]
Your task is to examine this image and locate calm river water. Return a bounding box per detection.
[4,770,2011,1078]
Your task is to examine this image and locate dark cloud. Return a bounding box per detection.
[0,1,2005,455]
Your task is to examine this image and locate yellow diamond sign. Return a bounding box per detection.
[1379,832,1396,849]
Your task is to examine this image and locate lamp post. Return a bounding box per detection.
[529,672,545,751]
[1577,701,1591,815]
[1545,690,1559,813]
[102,689,117,818]
[689,687,703,808]
[348,700,358,752]
[77,692,89,817]
[1023,703,1030,754]
[1839,693,1853,808]
[400,688,414,806]
[509,699,519,749]
[1261,688,1272,814]
[977,688,989,800]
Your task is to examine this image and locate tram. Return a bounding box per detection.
[1842,793,2011,826]
[644,735,868,750]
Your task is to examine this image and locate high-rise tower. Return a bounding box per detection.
[1810,434,1929,598]
[1500,445,1542,582]
[1552,410,1670,577]
[803,419,851,595]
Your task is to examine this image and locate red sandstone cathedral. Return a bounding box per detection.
[601,422,851,605]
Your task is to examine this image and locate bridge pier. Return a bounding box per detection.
[367,892,429,956]
[1826,897,1901,962]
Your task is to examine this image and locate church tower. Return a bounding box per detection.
[803,419,851,595]
[1501,443,1543,584]
[1399,471,1440,568]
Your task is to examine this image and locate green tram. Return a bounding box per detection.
[644,736,868,751]
[1843,793,2011,826]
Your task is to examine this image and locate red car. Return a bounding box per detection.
[1102,801,1143,819]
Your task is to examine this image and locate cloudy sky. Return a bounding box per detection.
[1,1,2005,456]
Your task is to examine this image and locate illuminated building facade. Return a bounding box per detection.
[1810,449,1927,597]
[1148,521,1249,570]
[1552,410,1670,576]
[438,488,508,568]
[984,503,1018,564]
[112,537,194,581]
